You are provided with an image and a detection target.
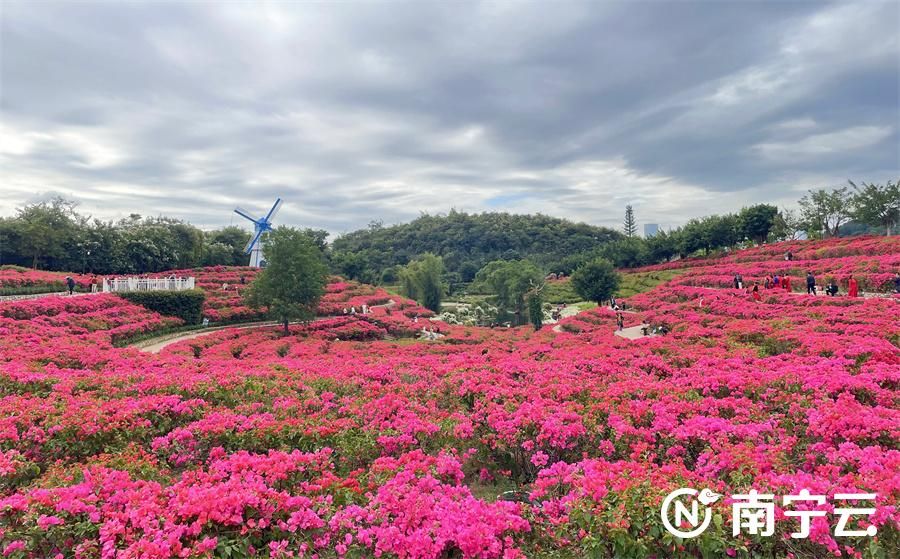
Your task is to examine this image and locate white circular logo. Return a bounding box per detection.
[661,488,720,538]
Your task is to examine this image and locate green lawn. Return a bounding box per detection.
[616,269,684,298]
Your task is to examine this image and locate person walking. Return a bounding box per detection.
[764,276,771,289]
[616,312,624,331]
[783,275,791,292]
[894,272,900,294]
[752,283,762,302]
[773,274,780,288]
[848,275,859,298]
[737,274,743,290]
[806,272,816,295]
[65,276,76,295]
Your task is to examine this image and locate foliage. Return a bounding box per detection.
[799,187,852,238]
[0,198,262,274]
[473,260,543,324]
[244,227,328,335]
[623,205,636,237]
[571,258,620,304]
[770,208,804,241]
[737,204,778,244]
[331,211,622,284]
[527,291,543,331]
[399,253,445,312]
[849,179,899,236]
[117,289,206,325]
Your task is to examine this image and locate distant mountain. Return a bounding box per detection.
[330,210,622,284]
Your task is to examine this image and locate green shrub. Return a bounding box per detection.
[117,289,205,325]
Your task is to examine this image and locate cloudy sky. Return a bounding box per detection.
[1,1,898,236]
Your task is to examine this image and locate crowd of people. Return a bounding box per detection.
[738,272,874,299]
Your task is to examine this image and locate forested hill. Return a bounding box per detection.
[330,211,622,284]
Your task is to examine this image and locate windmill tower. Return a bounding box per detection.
[234,198,282,268]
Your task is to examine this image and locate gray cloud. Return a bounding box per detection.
[1,0,898,236]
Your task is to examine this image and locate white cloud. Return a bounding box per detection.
[753,125,894,162]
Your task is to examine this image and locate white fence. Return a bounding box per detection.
[103,277,195,293]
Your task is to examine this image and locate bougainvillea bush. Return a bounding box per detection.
[0,237,898,558]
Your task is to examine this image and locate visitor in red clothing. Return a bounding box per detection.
[848,274,859,298]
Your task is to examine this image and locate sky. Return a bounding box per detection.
[1,1,898,237]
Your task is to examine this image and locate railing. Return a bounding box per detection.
[103,277,195,293]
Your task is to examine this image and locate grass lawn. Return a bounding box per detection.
[616,269,684,298]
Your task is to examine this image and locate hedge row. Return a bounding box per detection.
[116,289,206,325]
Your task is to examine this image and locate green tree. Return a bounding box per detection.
[527,290,543,331]
[623,205,637,238]
[676,219,707,257]
[571,258,620,305]
[16,197,80,269]
[646,229,677,262]
[849,179,899,236]
[770,208,804,241]
[799,187,851,238]
[473,259,543,325]
[205,226,252,265]
[600,238,649,268]
[738,204,778,244]
[244,227,328,336]
[400,253,445,312]
[702,214,739,251]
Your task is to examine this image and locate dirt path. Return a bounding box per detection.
[134,299,397,354]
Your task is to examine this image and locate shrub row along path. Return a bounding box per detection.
[134,299,396,354]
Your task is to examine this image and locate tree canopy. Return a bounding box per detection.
[799,187,852,238]
[243,227,329,335]
[331,211,622,285]
[571,258,620,305]
[472,259,543,325]
[400,253,445,313]
[849,180,899,236]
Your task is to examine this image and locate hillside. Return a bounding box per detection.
[330,210,622,284]
[0,238,898,557]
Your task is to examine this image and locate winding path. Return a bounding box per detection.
[133,299,397,354]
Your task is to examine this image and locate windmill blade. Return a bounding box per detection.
[263,198,283,224]
[244,228,264,254]
[234,207,257,223]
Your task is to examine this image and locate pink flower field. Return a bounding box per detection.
[0,237,898,558]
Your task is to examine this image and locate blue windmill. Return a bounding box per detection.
[234,198,283,268]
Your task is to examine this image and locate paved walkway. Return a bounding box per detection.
[614,324,651,340]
